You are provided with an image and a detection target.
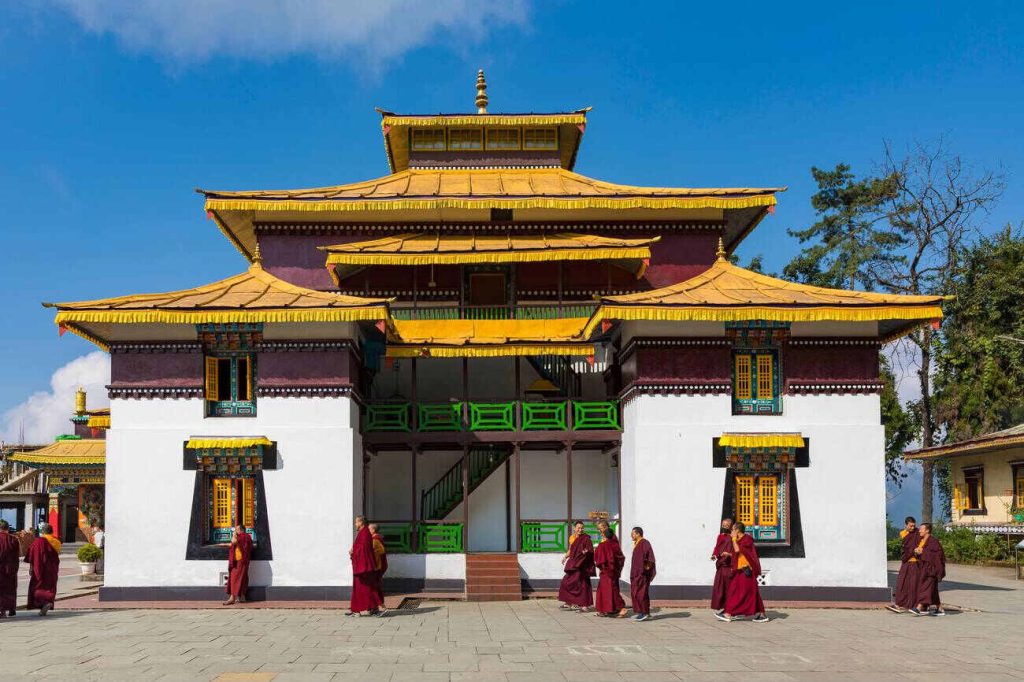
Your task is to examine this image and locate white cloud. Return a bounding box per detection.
[46,0,529,66]
[1,352,110,446]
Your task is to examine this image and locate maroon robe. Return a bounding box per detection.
[915,535,945,607]
[0,532,19,614]
[558,533,595,607]
[724,533,764,616]
[629,537,656,615]
[24,537,60,609]
[350,526,382,613]
[594,536,625,614]
[372,532,388,605]
[226,532,253,599]
[711,532,733,610]
[893,530,921,609]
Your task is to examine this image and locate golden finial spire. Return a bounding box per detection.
[716,237,726,260]
[253,242,263,266]
[75,387,87,415]
[475,69,488,114]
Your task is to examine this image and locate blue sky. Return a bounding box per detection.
[1,2,1022,516]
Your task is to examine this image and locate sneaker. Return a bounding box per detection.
[39,603,52,617]
[629,613,642,620]
[714,612,731,622]
[635,613,650,622]
[559,604,572,610]
[909,607,923,616]
[933,609,946,617]
[752,614,770,623]
[885,604,902,613]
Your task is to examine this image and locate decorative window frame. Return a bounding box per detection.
[728,322,787,415]
[410,128,446,151]
[956,465,986,516]
[485,127,522,150]
[447,128,484,151]
[199,324,262,418]
[523,127,558,150]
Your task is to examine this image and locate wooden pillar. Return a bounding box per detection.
[566,442,573,525]
[505,453,512,552]
[47,491,60,540]
[462,358,469,424]
[411,447,419,553]
[462,445,470,553]
[514,443,522,553]
[411,358,418,432]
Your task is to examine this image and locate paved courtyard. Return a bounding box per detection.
[1,563,1022,682]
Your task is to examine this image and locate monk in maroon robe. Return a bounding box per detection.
[369,523,388,609]
[710,518,734,614]
[224,525,253,605]
[912,523,946,616]
[24,523,60,616]
[558,521,595,610]
[719,522,769,622]
[629,526,656,621]
[889,516,921,612]
[0,521,20,617]
[349,516,382,616]
[594,528,627,617]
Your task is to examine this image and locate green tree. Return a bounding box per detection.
[880,355,920,485]
[783,164,902,289]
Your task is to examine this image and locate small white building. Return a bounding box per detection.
[45,76,944,602]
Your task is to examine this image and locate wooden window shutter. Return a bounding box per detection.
[212,479,231,527]
[1016,476,1024,509]
[735,476,755,526]
[953,484,964,514]
[735,355,752,401]
[758,476,778,526]
[204,357,219,402]
[756,354,774,400]
[241,478,255,528]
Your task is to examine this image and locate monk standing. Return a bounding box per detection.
[0,520,20,618]
[710,517,734,616]
[888,516,920,613]
[629,526,656,621]
[223,525,253,606]
[349,516,382,616]
[717,522,769,623]
[24,523,60,616]
[369,523,388,613]
[558,520,595,612]
[911,523,946,616]
[594,527,627,617]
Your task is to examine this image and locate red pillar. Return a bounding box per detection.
[47,492,61,539]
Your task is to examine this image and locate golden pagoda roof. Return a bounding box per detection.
[320,232,657,282]
[44,260,390,350]
[9,439,105,467]
[584,253,946,339]
[905,423,1024,460]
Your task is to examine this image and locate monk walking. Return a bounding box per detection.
[0,520,20,618]
[369,523,388,613]
[911,523,946,616]
[223,525,253,606]
[349,516,382,616]
[24,523,60,616]
[717,522,769,623]
[629,526,656,621]
[710,517,734,615]
[558,520,595,612]
[594,527,627,617]
[888,516,920,613]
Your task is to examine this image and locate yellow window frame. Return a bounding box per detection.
[735,475,755,526]
[523,127,558,150]
[756,354,774,401]
[204,357,219,402]
[410,128,446,151]
[735,355,752,401]
[485,127,521,150]
[447,128,483,150]
[241,478,255,528]
[212,478,232,528]
[758,475,778,526]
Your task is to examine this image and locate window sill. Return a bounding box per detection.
[961,508,988,516]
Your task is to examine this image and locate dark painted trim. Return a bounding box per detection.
[254,220,728,235]
[107,386,204,400]
[109,343,202,354]
[99,586,350,602]
[184,470,274,561]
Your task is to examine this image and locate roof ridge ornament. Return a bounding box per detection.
[475,69,488,114]
[252,242,263,266]
[716,237,726,260]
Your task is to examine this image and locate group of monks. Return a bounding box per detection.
[0,520,61,618]
[348,516,389,616]
[889,517,947,616]
[710,518,770,622]
[557,520,657,620]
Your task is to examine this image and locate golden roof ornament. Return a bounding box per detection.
[252,242,263,265]
[75,387,87,415]
[716,237,726,260]
[475,69,488,114]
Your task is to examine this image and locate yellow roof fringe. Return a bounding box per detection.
[380,114,587,128]
[386,343,595,358]
[86,415,111,429]
[185,437,273,449]
[9,439,106,466]
[720,433,806,449]
[390,318,590,346]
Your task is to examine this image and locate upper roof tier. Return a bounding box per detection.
[44,257,390,349]
[200,167,782,261]
[9,438,106,468]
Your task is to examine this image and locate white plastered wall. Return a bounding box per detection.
[619,392,887,589]
[104,396,358,588]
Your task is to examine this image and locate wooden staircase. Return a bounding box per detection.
[527,354,581,397]
[465,553,522,602]
[421,445,512,521]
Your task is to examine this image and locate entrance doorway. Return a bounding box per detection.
[62,503,80,542]
[466,266,510,317]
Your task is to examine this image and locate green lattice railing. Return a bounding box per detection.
[469,402,515,431]
[583,521,619,545]
[520,522,567,553]
[573,401,621,429]
[419,523,464,552]
[364,402,410,432]
[521,401,568,430]
[418,402,463,431]
[376,523,413,553]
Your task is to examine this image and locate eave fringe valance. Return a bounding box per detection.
[325,246,652,267]
[381,114,587,128]
[185,437,273,449]
[204,194,777,215]
[720,433,805,449]
[55,309,386,326]
[86,415,110,428]
[386,343,595,359]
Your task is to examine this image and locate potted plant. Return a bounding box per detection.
[77,543,102,575]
